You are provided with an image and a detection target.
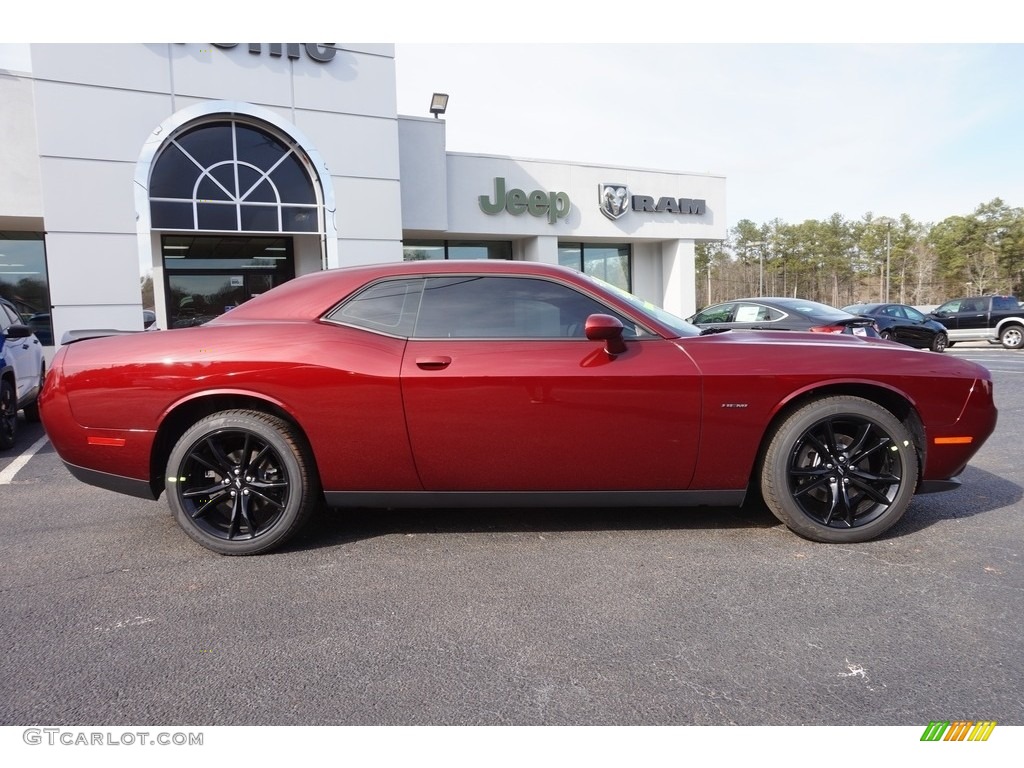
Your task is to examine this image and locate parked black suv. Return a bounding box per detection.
[928,295,1024,349]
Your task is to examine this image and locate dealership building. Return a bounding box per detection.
[0,44,726,346]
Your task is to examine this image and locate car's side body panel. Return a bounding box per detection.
[401,337,702,491]
[45,321,423,493]
[681,332,996,487]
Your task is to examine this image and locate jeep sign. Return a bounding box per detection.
[479,177,571,224]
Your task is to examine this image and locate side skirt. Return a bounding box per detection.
[323,490,747,509]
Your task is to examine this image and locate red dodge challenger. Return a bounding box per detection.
[40,260,997,555]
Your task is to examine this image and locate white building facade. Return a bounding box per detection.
[0,44,726,346]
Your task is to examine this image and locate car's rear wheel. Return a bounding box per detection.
[879,330,893,341]
[930,333,948,353]
[760,396,918,543]
[0,378,16,450]
[999,324,1024,350]
[166,410,321,555]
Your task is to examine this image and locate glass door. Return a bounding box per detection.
[162,235,295,328]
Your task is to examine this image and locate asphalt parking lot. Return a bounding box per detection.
[1,343,1021,727]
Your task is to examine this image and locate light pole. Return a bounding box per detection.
[748,241,765,295]
[875,218,895,303]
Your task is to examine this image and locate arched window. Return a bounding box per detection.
[149,119,320,233]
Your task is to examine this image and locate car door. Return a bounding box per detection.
[928,299,972,343]
[894,305,935,346]
[400,274,703,492]
[1,303,40,400]
[953,298,989,334]
[878,305,913,343]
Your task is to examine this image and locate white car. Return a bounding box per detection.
[1,297,46,450]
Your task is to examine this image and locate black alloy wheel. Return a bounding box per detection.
[761,396,918,543]
[166,410,321,555]
[931,333,948,353]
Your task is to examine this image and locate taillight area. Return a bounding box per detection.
[810,320,879,336]
[809,325,845,334]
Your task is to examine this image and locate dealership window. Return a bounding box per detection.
[0,232,52,345]
[558,244,632,292]
[161,235,295,329]
[149,119,320,234]
[403,240,512,261]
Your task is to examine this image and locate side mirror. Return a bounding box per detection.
[585,313,627,356]
[5,324,33,339]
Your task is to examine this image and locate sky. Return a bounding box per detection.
[392,43,1024,229]
[3,4,1023,233]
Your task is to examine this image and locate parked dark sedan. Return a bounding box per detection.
[842,303,949,352]
[687,298,879,337]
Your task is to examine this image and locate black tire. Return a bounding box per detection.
[0,377,16,451]
[930,333,948,353]
[879,330,893,341]
[23,362,44,422]
[760,396,918,543]
[166,409,321,555]
[999,324,1024,350]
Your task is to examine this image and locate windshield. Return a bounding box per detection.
[581,273,700,338]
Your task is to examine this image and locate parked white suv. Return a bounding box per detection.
[1,297,45,450]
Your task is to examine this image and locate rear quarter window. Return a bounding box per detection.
[327,278,424,337]
[993,297,1020,311]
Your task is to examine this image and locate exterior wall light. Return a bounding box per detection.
[429,93,449,118]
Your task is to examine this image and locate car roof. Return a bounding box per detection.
[717,297,846,311]
[209,259,681,336]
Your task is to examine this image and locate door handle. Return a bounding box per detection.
[416,356,452,370]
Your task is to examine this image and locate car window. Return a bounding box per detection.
[412,276,647,339]
[993,296,1019,311]
[903,306,926,322]
[692,303,735,324]
[0,301,24,330]
[327,278,424,337]
[734,303,782,322]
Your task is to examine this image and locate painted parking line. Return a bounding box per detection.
[0,434,50,484]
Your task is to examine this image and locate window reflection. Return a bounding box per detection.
[558,243,632,292]
[402,240,512,261]
[0,233,51,345]
[150,119,319,233]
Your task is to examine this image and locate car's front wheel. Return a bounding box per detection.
[760,396,918,543]
[166,410,321,555]
[931,333,948,353]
